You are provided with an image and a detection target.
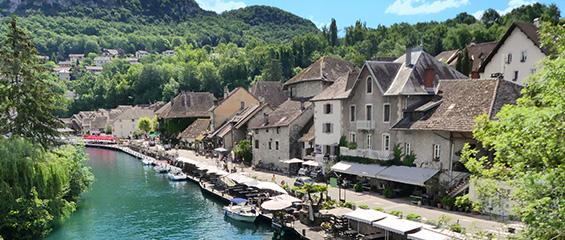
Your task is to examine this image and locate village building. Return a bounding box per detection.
[310,69,359,163]
[37,55,50,63]
[478,21,546,84]
[209,87,261,131]
[392,79,522,195]
[85,66,103,74]
[126,57,140,65]
[156,91,217,140]
[178,118,211,152]
[249,80,288,108]
[435,41,498,78]
[283,56,355,99]
[434,49,459,68]
[69,54,85,63]
[135,50,150,59]
[102,48,122,58]
[248,100,313,170]
[111,105,157,138]
[54,67,71,81]
[94,56,112,67]
[57,61,72,68]
[163,50,175,56]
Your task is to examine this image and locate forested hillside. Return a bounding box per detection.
[0,1,560,117]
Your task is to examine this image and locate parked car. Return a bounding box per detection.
[294,177,314,187]
[163,144,172,150]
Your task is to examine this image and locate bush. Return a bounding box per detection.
[383,186,394,198]
[454,194,472,212]
[347,142,358,149]
[449,223,464,233]
[340,201,355,209]
[406,213,421,221]
[322,199,337,210]
[353,183,363,192]
[358,204,369,209]
[389,210,403,217]
[373,207,384,212]
[441,195,455,209]
[233,140,252,165]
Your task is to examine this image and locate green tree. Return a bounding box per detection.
[329,18,338,47]
[456,47,471,76]
[0,17,64,147]
[460,23,565,239]
[137,117,153,134]
[480,9,501,27]
[162,77,180,101]
[233,140,252,165]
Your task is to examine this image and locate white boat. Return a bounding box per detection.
[223,198,259,223]
[142,159,154,165]
[154,164,170,173]
[167,172,188,181]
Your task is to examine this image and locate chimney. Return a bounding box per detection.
[405,47,412,67]
[300,100,305,111]
[533,18,540,28]
[223,86,229,99]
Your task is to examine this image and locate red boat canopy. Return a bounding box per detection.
[83,135,115,141]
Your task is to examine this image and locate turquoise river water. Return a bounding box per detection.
[47,148,273,240]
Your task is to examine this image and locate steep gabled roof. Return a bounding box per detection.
[478,22,546,73]
[210,87,259,112]
[208,104,268,139]
[156,92,217,119]
[284,56,355,87]
[466,41,498,72]
[311,69,359,101]
[250,80,288,107]
[392,79,522,132]
[248,99,312,129]
[385,51,467,96]
[435,49,460,66]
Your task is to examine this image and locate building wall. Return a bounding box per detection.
[395,130,469,172]
[288,81,326,99]
[481,28,546,85]
[314,100,342,153]
[112,109,155,138]
[211,89,260,130]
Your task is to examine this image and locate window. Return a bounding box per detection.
[382,134,390,151]
[366,77,373,94]
[513,71,519,81]
[366,135,372,149]
[276,127,280,134]
[505,53,512,64]
[365,105,372,121]
[349,105,356,122]
[350,132,356,143]
[433,144,441,160]
[255,140,259,149]
[323,123,333,133]
[268,141,272,150]
[324,103,333,114]
[404,143,411,155]
[520,51,527,62]
[240,101,245,110]
[275,141,279,150]
[254,129,258,134]
[383,103,390,122]
[325,145,331,155]
[266,128,269,133]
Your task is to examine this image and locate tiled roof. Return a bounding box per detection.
[298,124,315,142]
[113,106,154,122]
[250,80,288,107]
[392,79,522,132]
[248,99,312,129]
[311,69,359,101]
[467,41,497,72]
[284,56,355,86]
[208,104,264,138]
[435,49,460,66]
[479,22,545,72]
[156,92,217,119]
[367,61,403,93]
[178,118,210,140]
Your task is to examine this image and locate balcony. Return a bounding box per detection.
[356,120,375,130]
[340,147,393,161]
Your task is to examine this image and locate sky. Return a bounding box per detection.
[195,0,564,33]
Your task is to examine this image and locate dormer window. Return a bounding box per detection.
[366,77,373,94]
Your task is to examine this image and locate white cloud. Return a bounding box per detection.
[473,0,537,19]
[196,0,246,13]
[385,0,470,15]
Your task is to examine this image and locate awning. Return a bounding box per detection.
[376,166,439,187]
[319,207,352,217]
[372,217,421,235]
[225,173,256,184]
[280,158,304,164]
[331,161,387,178]
[261,199,292,211]
[270,194,302,203]
[343,209,388,224]
[255,182,287,194]
[302,160,319,167]
[407,229,452,240]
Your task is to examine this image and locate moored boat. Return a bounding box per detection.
[223,198,259,223]
[154,164,170,173]
[167,172,188,181]
[142,158,154,165]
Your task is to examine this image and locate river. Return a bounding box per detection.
[47,148,273,240]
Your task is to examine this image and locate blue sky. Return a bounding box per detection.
[196,0,564,32]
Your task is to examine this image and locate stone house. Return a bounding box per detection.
[283,56,355,99]
[435,41,497,79]
[178,118,211,151]
[248,100,313,170]
[209,87,260,131]
[69,54,85,63]
[111,106,157,138]
[249,80,288,108]
[94,56,112,67]
[135,50,150,59]
[478,21,547,84]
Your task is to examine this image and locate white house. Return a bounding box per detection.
[111,106,156,138]
[94,56,112,67]
[479,22,547,85]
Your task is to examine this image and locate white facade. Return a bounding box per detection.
[480,27,546,85]
[111,107,155,138]
[314,100,342,155]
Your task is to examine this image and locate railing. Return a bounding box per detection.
[315,154,337,163]
[356,120,376,130]
[340,147,393,160]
